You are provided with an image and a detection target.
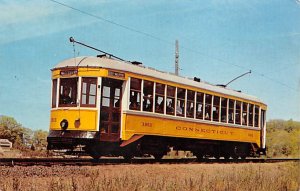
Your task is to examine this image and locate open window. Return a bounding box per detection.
[129,78,141,111]
[196,92,204,119]
[248,104,254,127]
[166,86,175,115]
[59,78,78,107]
[228,99,234,123]
[213,96,220,122]
[176,88,185,117]
[242,102,248,125]
[205,94,212,120]
[143,80,154,112]
[155,83,165,114]
[220,98,227,123]
[186,90,195,118]
[254,105,259,127]
[235,101,241,125]
[81,77,97,107]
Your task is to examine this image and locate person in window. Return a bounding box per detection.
[60,87,72,104]
[130,101,138,110]
[155,99,163,113]
[115,99,120,108]
[167,100,175,114]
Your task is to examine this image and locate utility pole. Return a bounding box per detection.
[175,40,179,76]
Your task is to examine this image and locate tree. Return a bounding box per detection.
[0,116,24,147]
[33,130,48,148]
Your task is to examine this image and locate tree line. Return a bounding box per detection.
[0,115,48,150]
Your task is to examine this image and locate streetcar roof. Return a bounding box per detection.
[53,56,265,104]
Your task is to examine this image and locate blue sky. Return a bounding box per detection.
[0,0,299,130]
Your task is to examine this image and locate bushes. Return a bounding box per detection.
[266,119,300,158]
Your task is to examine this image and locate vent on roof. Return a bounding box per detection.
[194,77,201,82]
[97,54,110,58]
[131,61,142,65]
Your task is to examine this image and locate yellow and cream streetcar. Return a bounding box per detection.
[47,38,267,160]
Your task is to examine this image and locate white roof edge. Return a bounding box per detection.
[53,56,265,104]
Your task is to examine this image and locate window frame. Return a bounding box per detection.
[129,78,142,111]
[80,77,98,107]
[52,79,58,108]
[58,77,78,107]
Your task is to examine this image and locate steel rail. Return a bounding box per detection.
[0,158,298,167]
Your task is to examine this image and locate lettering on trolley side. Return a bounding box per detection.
[176,126,234,135]
[141,122,153,127]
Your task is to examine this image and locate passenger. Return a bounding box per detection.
[155,99,164,113]
[166,100,174,114]
[205,105,211,119]
[176,104,183,115]
[130,101,139,110]
[115,99,120,108]
[60,87,72,104]
[143,98,152,111]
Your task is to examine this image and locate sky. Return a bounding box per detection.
[0,0,299,131]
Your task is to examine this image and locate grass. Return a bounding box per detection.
[0,162,299,191]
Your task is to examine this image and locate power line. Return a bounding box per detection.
[48,0,173,46]
[48,0,298,92]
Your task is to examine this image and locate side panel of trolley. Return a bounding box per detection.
[122,113,261,146]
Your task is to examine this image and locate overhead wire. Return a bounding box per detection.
[48,0,299,92]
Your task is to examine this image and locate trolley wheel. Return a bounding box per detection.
[223,154,230,160]
[123,154,133,161]
[90,153,101,160]
[153,153,164,160]
[195,153,204,161]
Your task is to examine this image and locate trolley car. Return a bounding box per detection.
[47,52,267,160]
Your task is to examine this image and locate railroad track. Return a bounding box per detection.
[0,158,298,166]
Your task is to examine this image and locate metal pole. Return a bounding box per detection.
[225,70,252,87]
[69,37,126,62]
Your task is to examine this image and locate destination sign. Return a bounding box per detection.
[108,71,125,78]
[60,70,78,76]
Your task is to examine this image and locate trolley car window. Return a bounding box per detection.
[235,101,242,125]
[220,98,227,123]
[166,86,175,115]
[114,88,121,108]
[176,88,185,117]
[186,90,195,118]
[213,96,220,122]
[102,86,110,107]
[196,92,204,119]
[52,79,57,108]
[81,77,97,107]
[129,78,141,110]
[155,83,165,114]
[59,78,78,107]
[248,104,254,127]
[254,105,259,127]
[242,102,248,126]
[228,99,234,123]
[143,80,154,112]
[205,94,212,120]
